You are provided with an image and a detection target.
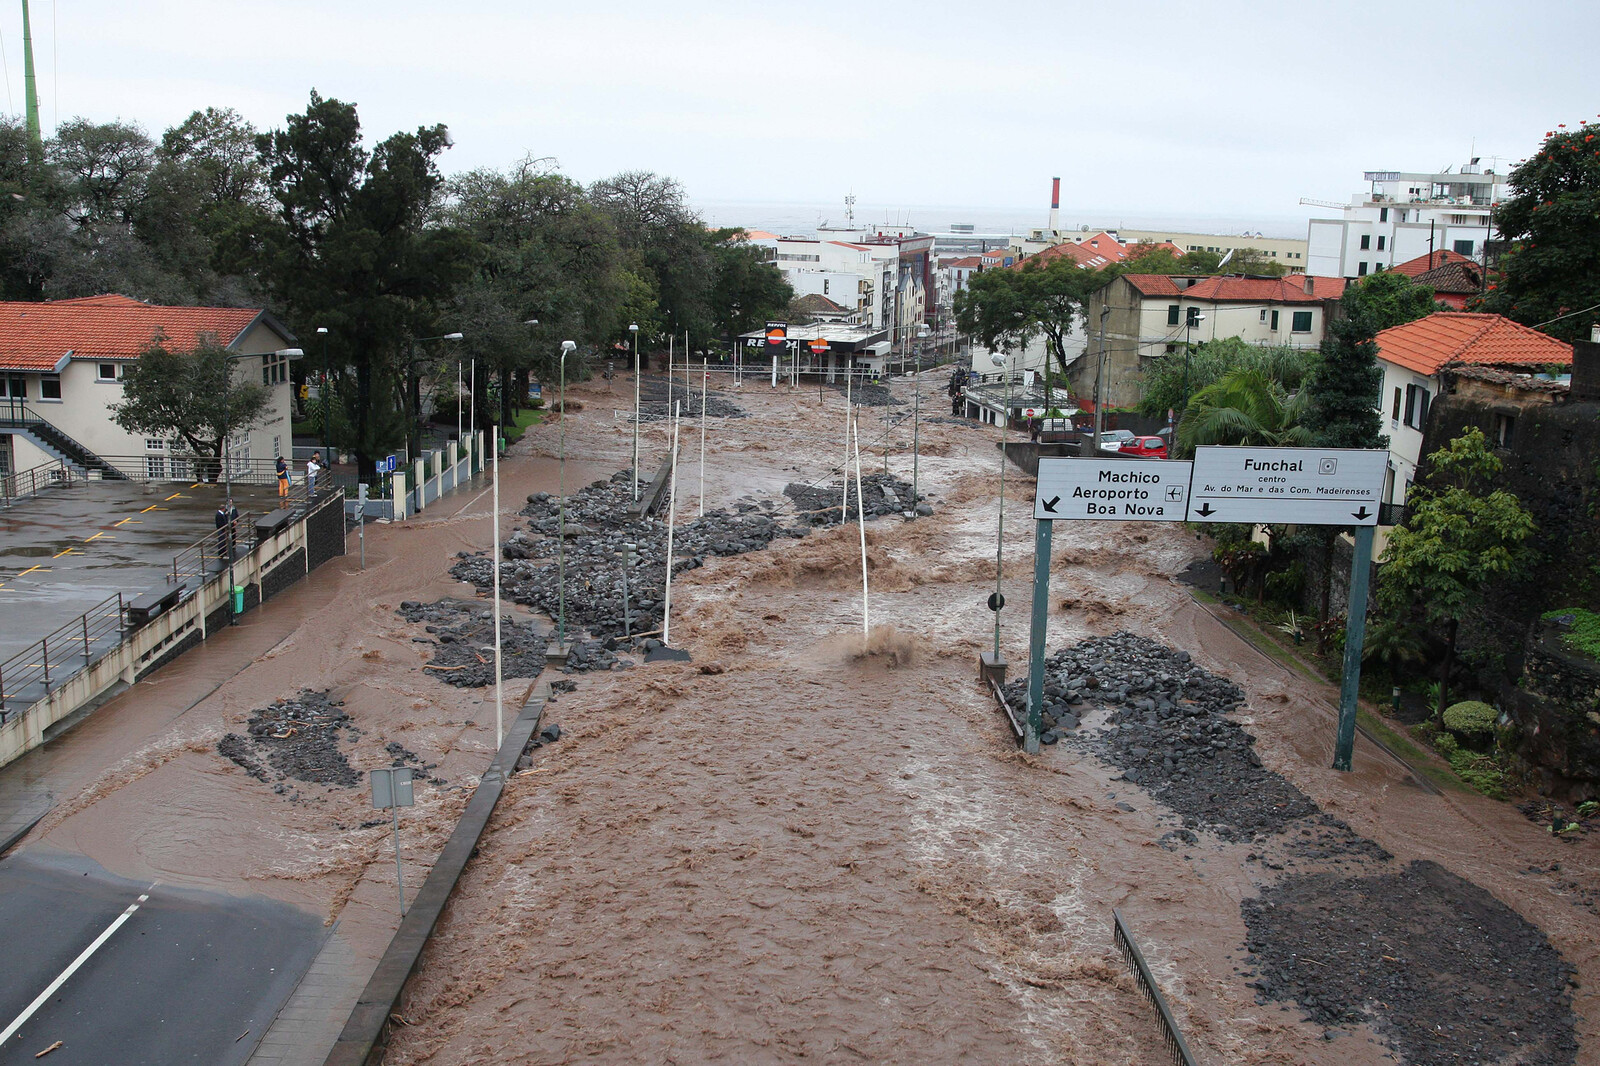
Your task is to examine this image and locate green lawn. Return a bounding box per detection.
[502,407,543,445]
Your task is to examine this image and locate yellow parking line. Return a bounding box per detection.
[84,532,114,542]
[15,565,49,577]
[139,505,166,513]
[112,518,134,527]
[52,547,79,559]
[163,492,189,501]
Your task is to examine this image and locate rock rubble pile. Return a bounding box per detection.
[217,690,360,788]
[784,473,920,526]
[398,599,548,687]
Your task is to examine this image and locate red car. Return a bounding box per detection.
[1120,435,1169,459]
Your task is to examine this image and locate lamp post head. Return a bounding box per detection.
[989,352,1006,369]
[442,332,464,341]
[524,319,539,326]
[561,340,576,353]
[628,323,639,332]
[276,348,304,358]
[315,326,329,335]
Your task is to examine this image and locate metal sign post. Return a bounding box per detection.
[357,482,368,570]
[1030,447,1388,770]
[370,766,415,915]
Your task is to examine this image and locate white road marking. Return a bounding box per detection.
[0,884,157,1046]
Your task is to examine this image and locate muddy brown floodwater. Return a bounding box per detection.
[375,375,1597,1066]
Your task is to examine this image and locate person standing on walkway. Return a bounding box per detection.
[307,451,323,496]
[276,455,290,500]
[215,497,238,559]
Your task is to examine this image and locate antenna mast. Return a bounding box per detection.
[21,0,42,162]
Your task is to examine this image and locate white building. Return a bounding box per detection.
[745,228,934,340]
[0,295,299,479]
[1306,162,1507,279]
[1371,312,1571,508]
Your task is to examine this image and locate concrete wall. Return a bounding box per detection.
[0,492,346,769]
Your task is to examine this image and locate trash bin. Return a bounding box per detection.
[232,586,245,614]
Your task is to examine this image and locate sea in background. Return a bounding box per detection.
[695,198,1317,242]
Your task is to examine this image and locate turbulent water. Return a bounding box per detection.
[10,373,1595,1065]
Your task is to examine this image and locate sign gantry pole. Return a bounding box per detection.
[1023,518,1053,754]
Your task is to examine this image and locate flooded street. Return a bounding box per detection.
[380,376,1598,1065]
[3,371,1594,1065]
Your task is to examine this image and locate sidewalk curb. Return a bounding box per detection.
[0,808,46,858]
[322,681,549,1066]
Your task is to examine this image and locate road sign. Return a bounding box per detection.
[1035,457,1194,521]
[1186,446,1387,526]
[371,766,415,809]
[378,454,397,474]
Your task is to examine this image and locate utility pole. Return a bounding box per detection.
[22,0,43,163]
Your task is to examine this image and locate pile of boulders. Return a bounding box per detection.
[453,471,813,642]
[1006,632,1317,840]
[825,381,903,407]
[636,385,746,422]
[397,599,548,687]
[217,690,360,789]
[784,472,922,526]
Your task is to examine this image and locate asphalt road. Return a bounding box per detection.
[0,851,325,1065]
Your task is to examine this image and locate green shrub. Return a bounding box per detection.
[1447,749,1511,799]
[1543,608,1600,660]
[1433,733,1459,756]
[1411,720,1441,746]
[1442,700,1497,738]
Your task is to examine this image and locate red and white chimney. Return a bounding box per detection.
[1049,177,1060,235]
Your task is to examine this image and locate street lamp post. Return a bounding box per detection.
[991,351,1011,662]
[557,340,576,647]
[316,327,330,461]
[1182,313,1206,422]
[910,323,930,512]
[407,332,463,461]
[221,346,301,623]
[1092,305,1110,453]
[629,323,641,502]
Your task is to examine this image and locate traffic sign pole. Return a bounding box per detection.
[1024,518,1053,754]
[1332,524,1376,771]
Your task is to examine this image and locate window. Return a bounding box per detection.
[1403,384,1431,429]
[1259,309,1268,323]
[1391,387,1402,420]
[262,351,290,386]
[1185,307,1201,328]
[1167,304,1180,326]
[1493,412,1515,449]
[1291,311,1313,333]
[822,279,829,295]
[1379,208,1389,222]
[1377,236,1386,251]
[97,363,118,382]
[1453,239,1476,257]
[145,438,166,479]
[39,375,61,400]
[1164,344,1177,354]
[0,375,24,400]
[1359,235,1371,250]
[1358,262,1369,276]
[1449,214,1475,226]
[1270,310,1280,331]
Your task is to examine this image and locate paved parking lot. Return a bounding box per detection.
[0,480,284,665]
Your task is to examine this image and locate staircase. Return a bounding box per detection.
[0,402,128,480]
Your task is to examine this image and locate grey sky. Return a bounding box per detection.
[5,0,1597,230]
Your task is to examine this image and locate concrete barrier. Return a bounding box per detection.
[322,683,549,1066]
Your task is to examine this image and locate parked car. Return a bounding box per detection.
[1120,435,1169,459]
[1095,429,1138,452]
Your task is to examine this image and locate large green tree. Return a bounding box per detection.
[708,233,792,352]
[255,91,474,472]
[953,255,1099,374]
[111,335,270,474]
[590,170,714,347]
[1139,337,1313,421]
[1482,120,1600,342]
[1376,428,1535,717]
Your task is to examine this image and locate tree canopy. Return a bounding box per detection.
[1341,270,1438,333]
[1173,367,1311,457]
[1139,337,1313,420]
[953,255,1100,372]
[1482,120,1600,343]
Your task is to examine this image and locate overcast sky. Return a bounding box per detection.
[4,1,1597,232]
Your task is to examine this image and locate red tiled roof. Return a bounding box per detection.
[0,295,268,372]
[944,256,983,269]
[1410,260,1482,294]
[1390,249,1474,278]
[1375,312,1573,377]
[1119,274,1346,302]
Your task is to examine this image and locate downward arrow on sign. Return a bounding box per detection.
[1352,506,1372,521]
[1195,503,1216,517]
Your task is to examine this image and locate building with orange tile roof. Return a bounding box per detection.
[0,294,298,478]
[1375,312,1572,506]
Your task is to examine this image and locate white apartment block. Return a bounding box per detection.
[1306,162,1507,279]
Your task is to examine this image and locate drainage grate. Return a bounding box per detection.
[1112,908,1198,1066]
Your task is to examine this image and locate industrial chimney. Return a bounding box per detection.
[1049,177,1060,236]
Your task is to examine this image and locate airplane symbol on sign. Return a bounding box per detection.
[1165,486,1184,502]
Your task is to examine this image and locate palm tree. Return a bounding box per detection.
[1173,368,1311,458]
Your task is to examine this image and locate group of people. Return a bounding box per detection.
[274,451,326,499]
[947,367,970,415]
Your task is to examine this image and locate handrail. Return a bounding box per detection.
[1112,909,1198,1066]
[167,514,259,587]
[0,593,126,717]
[1,459,74,507]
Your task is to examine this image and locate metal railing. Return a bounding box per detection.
[0,593,126,717]
[93,454,288,486]
[167,515,260,586]
[1,459,76,507]
[1112,909,1198,1066]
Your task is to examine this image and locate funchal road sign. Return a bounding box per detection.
[1024,446,1388,772]
[1186,447,1387,526]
